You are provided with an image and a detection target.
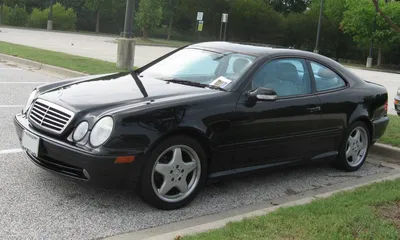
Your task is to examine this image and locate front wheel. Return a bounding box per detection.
[137,135,207,210]
[333,122,370,172]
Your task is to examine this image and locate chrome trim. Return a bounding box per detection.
[28,99,75,134]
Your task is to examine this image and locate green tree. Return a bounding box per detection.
[267,0,311,15]
[164,0,180,40]
[229,0,287,44]
[85,0,116,33]
[136,0,163,39]
[341,0,400,65]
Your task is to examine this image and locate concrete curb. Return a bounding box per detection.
[370,143,400,164]
[139,174,400,240]
[104,159,400,240]
[0,53,87,78]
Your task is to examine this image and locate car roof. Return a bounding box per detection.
[188,41,305,57]
[186,41,366,86]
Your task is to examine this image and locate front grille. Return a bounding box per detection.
[29,99,74,134]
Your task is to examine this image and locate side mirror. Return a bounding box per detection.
[248,87,278,101]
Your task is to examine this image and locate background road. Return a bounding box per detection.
[0,27,175,68]
[0,27,398,114]
[0,59,397,240]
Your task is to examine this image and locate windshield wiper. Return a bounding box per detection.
[163,78,227,92]
[130,70,148,98]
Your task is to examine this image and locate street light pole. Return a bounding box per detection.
[314,0,324,53]
[123,0,135,38]
[47,0,53,30]
[117,0,136,70]
[367,0,378,68]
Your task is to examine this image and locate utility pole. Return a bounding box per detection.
[367,0,378,68]
[314,0,324,53]
[47,0,53,30]
[117,0,136,70]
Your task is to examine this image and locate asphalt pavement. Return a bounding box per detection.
[0,60,398,240]
[0,27,175,68]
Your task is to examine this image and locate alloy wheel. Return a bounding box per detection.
[151,145,201,203]
[345,127,369,167]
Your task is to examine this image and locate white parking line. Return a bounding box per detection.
[0,82,48,84]
[0,149,23,155]
[0,105,24,108]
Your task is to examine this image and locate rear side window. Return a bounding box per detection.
[310,61,346,92]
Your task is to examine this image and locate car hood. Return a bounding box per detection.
[37,72,220,113]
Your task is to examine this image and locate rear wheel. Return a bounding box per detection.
[137,135,207,210]
[333,122,370,172]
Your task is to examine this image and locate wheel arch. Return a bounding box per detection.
[350,115,374,143]
[146,127,212,165]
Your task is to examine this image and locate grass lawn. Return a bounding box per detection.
[379,115,400,148]
[183,179,400,240]
[0,41,128,75]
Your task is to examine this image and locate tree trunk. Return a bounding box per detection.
[143,28,149,40]
[96,9,100,34]
[167,11,174,41]
[377,45,382,66]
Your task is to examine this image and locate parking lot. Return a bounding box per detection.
[0,60,399,240]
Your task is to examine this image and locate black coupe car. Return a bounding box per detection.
[14,41,389,210]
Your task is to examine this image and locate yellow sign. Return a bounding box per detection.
[198,21,204,32]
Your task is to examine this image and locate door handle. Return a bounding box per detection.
[307,106,321,113]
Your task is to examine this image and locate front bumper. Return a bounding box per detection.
[14,114,145,188]
[395,95,400,115]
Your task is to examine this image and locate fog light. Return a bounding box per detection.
[83,169,90,179]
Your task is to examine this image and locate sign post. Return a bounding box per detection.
[220,13,228,41]
[195,12,204,42]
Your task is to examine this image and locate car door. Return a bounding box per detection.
[307,60,351,154]
[229,57,323,169]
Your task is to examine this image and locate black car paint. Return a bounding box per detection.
[14,42,389,187]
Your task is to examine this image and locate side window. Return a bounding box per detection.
[225,54,254,80]
[252,58,311,97]
[310,61,346,92]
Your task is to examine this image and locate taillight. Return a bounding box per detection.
[384,101,388,112]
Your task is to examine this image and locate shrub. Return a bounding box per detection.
[3,5,29,26]
[28,3,77,31]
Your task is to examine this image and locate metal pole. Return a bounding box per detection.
[223,23,227,41]
[48,0,53,21]
[314,0,324,53]
[369,0,377,58]
[123,0,135,38]
[47,0,54,30]
[219,21,223,41]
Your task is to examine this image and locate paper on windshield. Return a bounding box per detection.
[210,76,232,88]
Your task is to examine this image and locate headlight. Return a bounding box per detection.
[23,89,37,114]
[73,121,89,142]
[89,116,114,147]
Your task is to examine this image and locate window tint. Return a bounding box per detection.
[226,54,254,78]
[252,58,312,97]
[310,61,346,91]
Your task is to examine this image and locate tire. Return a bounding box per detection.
[332,121,371,172]
[137,135,207,210]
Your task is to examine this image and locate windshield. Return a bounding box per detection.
[140,48,257,90]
